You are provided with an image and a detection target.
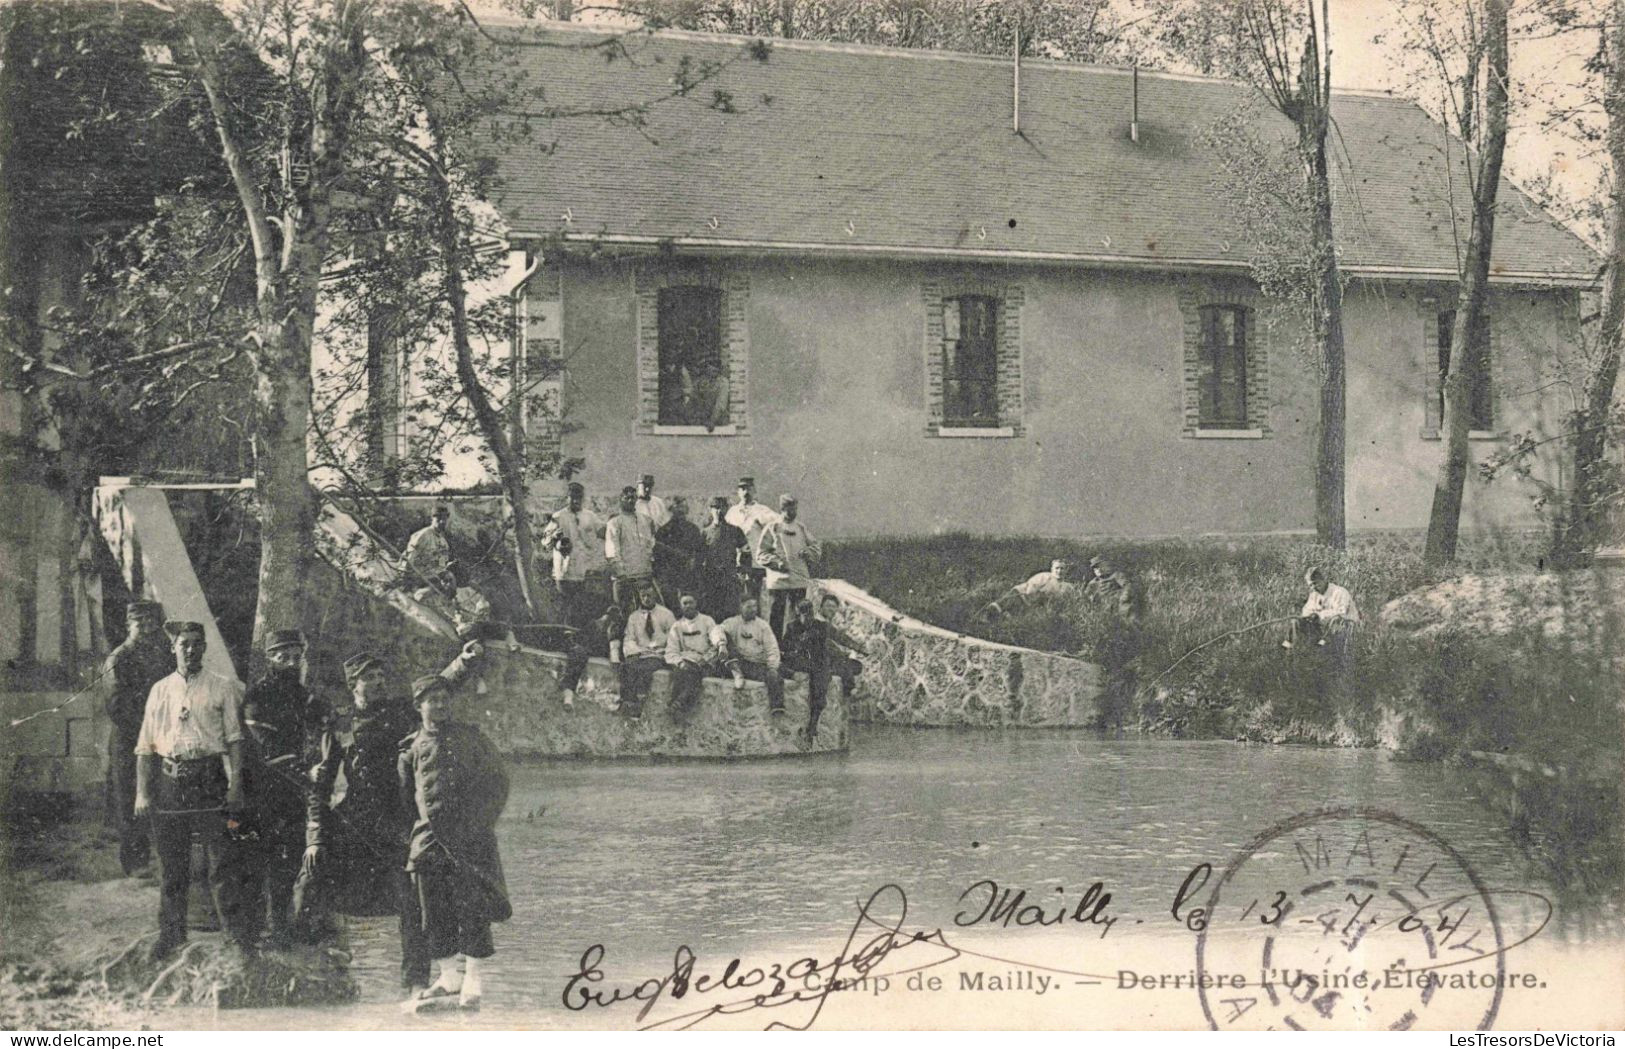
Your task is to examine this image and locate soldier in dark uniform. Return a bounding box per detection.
[242,628,332,947]
[399,647,510,1013]
[104,599,171,874]
[699,495,745,621]
[781,595,865,745]
[294,647,476,992]
[653,496,704,605]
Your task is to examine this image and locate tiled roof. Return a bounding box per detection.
[486,24,1597,281]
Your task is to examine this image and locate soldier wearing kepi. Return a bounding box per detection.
[399,648,511,1013]
[243,629,332,948]
[133,621,256,961]
[104,599,171,875]
[295,647,476,992]
[725,476,780,605]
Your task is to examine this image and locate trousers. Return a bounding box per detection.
[150,759,256,950]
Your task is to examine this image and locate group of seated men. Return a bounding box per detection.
[399,473,863,739]
[104,599,507,1008]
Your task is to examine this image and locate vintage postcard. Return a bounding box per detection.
[1,0,1622,1036]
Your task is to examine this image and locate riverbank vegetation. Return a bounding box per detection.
[822,531,1624,900]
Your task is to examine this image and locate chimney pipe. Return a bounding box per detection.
[1012,23,1021,133]
[1130,64,1140,143]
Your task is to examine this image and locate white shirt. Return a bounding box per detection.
[545,507,605,582]
[135,669,245,759]
[726,501,782,562]
[403,525,451,582]
[1302,582,1360,623]
[635,494,670,529]
[665,613,719,666]
[623,605,677,659]
[712,615,781,669]
[1013,571,1074,598]
[759,518,821,590]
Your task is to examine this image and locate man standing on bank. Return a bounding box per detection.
[542,482,606,709]
[132,621,256,961]
[605,484,659,612]
[399,650,510,1013]
[757,494,822,638]
[243,629,332,948]
[104,599,171,875]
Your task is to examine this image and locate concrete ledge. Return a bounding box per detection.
[461,647,846,758]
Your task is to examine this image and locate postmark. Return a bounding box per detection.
[1195,807,1505,1031]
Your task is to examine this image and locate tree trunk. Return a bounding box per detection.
[432,191,551,624]
[1556,0,1625,564]
[1306,125,1347,550]
[1424,0,1509,566]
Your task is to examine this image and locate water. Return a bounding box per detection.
[226,729,1618,1030]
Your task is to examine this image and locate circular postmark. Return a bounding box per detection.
[1195,807,1504,1031]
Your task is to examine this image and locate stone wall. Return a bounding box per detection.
[814,579,1102,727]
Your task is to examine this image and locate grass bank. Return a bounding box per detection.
[822,531,1624,897]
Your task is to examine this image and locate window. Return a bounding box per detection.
[1436,310,1493,431]
[1197,305,1248,430]
[656,286,724,427]
[941,294,1000,427]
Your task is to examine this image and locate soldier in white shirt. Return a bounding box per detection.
[1284,567,1360,656]
[404,506,455,592]
[757,494,822,638]
[712,596,785,715]
[664,593,720,718]
[980,558,1082,619]
[725,476,781,604]
[619,584,676,720]
[635,473,670,529]
[133,621,257,960]
[605,485,659,611]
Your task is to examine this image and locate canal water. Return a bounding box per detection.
[226,729,1620,1030]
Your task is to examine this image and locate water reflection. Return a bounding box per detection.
[281,730,1618,1026]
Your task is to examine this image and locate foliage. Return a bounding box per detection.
[627,0,1129,62]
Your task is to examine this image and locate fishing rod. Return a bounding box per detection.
[1143,616,1299,687]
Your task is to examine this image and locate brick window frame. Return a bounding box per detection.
[1177,285,1270,438]
[922,279,1024,437]
[1420,298,1500,440]
[635,265,749,436]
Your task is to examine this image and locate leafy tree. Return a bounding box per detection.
[1147,0,1349,549]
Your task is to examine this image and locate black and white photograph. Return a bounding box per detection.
[1,0,1622,1034]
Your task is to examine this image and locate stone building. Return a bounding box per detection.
[463,24,1596,538]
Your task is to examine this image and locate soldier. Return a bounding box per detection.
[605,485,658,612]
[654,496,704,605]
[782,595,865,744]
[619,584,675,720]
[699,496,744,621]
[757,494,822,638]
[725,476,780,604]
[295,644,478,992]
[104,599,170,875]
[243,629,332,948]
[542,482,608,709]
[399,648,510,1013]
[712,596,785,715]
[404,505,455,591]
[664,593,720,719]
[634,473,670,529]
[132,621,256,961]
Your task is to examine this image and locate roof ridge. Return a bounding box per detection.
[486,16,1401,98]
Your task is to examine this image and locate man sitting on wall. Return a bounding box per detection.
[619,584,675,721]
[664,592,720,719]
[712,596,785,716]
[1283,567,1360,656]
[980,558,1083,619]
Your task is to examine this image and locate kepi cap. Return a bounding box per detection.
[164,620,204,640]
[127,599,164,619]
[343,652,383,684]
[620,484,637,497]
[737,476,755,488]
[566,481,585,496]
[779,493,797,508]
[265,628,306,651]
[411,674,450,701]
[709,495,730,509]
[640,473,655,485]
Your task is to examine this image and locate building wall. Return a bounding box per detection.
[537,254,1578,539]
